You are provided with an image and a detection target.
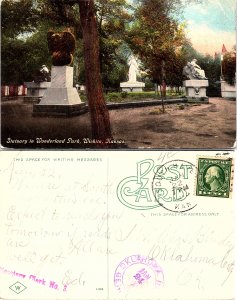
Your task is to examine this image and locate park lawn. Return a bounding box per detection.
[80,91,184,103]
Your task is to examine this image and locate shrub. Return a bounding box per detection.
[105,93,122,103]
[121,91,128,98]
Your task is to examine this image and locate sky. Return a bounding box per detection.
[183,0,236,55]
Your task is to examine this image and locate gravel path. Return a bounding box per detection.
[1,97,236,149]
[110,98,236,149]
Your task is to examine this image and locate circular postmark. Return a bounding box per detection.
[114,254,164,292]
[151,159,197,213]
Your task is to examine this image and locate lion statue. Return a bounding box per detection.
[47,29,76,66]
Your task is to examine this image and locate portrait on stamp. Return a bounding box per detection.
[204,165,225,192]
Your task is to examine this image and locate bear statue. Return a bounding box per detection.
[47,29,76,66]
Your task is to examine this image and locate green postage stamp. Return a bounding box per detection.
[196,157,234,198]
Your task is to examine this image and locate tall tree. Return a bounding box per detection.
[47,0,130,138]
[126,0,186,87]
[40,0,113,140]
[78,0,112,140]
[95,0,131,89]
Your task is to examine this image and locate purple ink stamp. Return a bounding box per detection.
[114,254,164,292]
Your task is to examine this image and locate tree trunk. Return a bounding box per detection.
[78,0,112,141]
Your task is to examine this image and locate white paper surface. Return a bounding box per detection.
[0,150,235,300]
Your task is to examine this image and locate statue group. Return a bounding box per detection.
[183,59,207,80]
[182,58,209,102]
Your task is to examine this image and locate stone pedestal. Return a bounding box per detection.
[24,81,51,102]
[221,80,236,98]
[33,66,86,116]
[120,81,145,92]
[183,80,209,102]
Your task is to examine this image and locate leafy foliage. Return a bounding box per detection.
[1,0,39,38]
[1,0,130,87]
[95,0,132,89]
[2,0,216,90]
[222,51,236,85]
[126,0,187,86]
[1,23,52,84]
